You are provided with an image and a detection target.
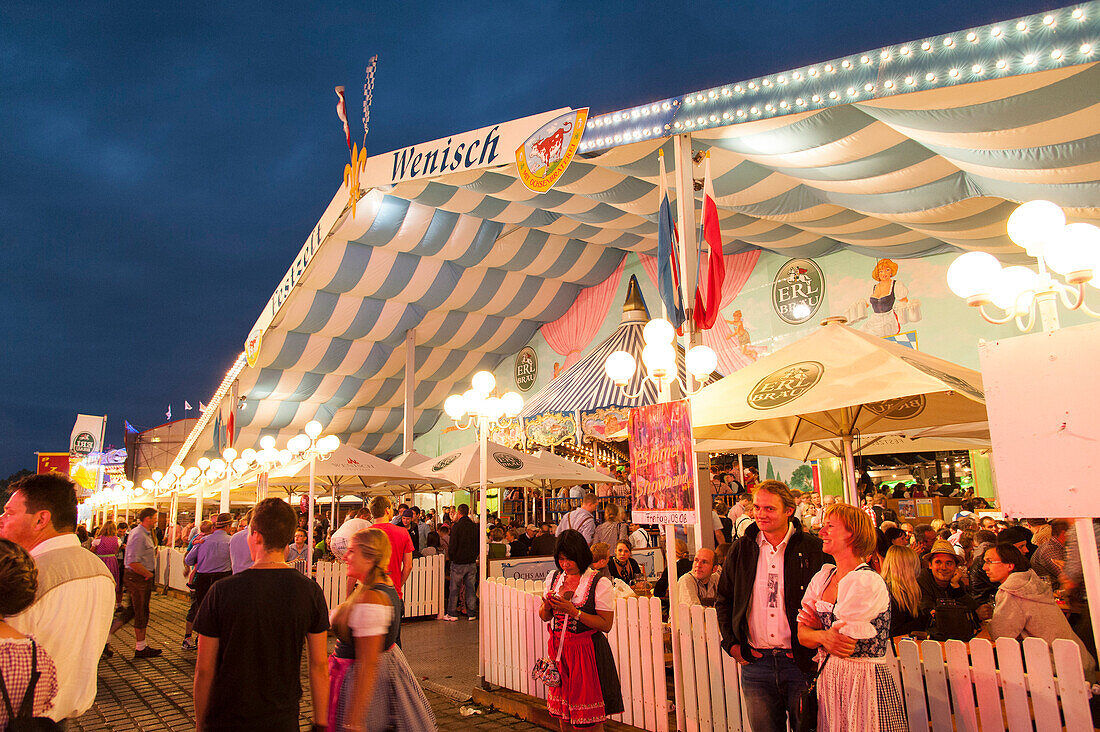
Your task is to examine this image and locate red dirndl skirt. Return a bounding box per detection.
[546,628,607,727]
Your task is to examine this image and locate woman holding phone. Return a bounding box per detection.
[538,530,624,732]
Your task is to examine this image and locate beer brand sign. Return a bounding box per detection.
[514,347,537,392]
[516,108,588,193]
[865,395,927,420]
[772,258,825,325]
[747,361,824,410]
[493,452,524,470]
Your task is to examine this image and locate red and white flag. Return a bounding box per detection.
[335,86,351,151]
[693,152,725,330]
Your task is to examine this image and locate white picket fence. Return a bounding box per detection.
[484,577,671,731]
[482,584,1095,732]
[314,553,445,618]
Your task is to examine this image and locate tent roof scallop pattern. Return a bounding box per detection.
[178,2,1100,467]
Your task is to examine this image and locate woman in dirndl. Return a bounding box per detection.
[539,529,624,731]
[329,528,435,732]
[91,520,122,607]
[797,503,907,732]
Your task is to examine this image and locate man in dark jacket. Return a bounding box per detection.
[715,480,826,732]
[443,504,480,621]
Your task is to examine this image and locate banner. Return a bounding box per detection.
[629,400,697,524]
[36,452,70,475]
[70,414,106,463]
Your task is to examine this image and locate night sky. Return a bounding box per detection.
[0,0,1057,476]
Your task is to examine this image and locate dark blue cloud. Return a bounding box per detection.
[0,0,1057,474]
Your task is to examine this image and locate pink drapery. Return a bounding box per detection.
[639,250,762,375]
[540,257,626,371]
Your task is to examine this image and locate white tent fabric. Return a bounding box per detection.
[409,439,602,489]
[178,4,1100,468]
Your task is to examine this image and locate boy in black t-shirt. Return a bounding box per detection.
[193,498,329,732]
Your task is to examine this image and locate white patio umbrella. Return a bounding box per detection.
[408,439,588,489]
[690,320,986,504]
[268,443,440,487]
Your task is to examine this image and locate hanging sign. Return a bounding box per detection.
[516,108,589,193]
[629,400,697,524]
[514,346,537,391]
[773,258,825,325]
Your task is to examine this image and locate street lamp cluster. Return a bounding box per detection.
[604,317,717,396]
[947,200,1100,331]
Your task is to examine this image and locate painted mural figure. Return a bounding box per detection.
[859,258,922,337]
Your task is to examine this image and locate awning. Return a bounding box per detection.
[174,3,1100,471]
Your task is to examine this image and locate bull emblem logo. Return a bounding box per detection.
[516,108,589,193]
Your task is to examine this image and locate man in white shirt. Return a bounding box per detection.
[0,473,115,722]
[678,548,720,607]
[714,481,826,732]
[628,524,650,550]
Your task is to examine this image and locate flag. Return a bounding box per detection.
[362,55,378,146]
[693,152,726,330]
[70,414,106,462]
[124,420,139,434]
[166,404,172,420]
[656,150,685,329]
[227,381,238,449]
[199,401,207,413]
[184,401,192,411]
[335,86,351,151]
[213,410,223,454]
[37,452,70,475]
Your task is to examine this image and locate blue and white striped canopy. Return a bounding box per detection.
[183,3,1100,464]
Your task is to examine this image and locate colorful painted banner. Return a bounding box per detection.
[36,452,70,475]
[629,400,696,524]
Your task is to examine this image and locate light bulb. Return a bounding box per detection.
[232,458,247,473]
[197,457,211,471]
[641,343,676,379]
[210,458,226,474]
[304,420,322,439]
[462,389,481,415]
[133,487,145,498]
[288,434,310,454]
[604,351,636,385]
[686,345,718,378]
[152,471,163,482]
[1007,200,1066,256]
[222,447,237,462]
[278,449,292,466]
[170,465,185,477]
[1044,223,1100,281]
[501,392,524,417]
[947,251,1002,300]
[471,370,496,397]
[259,435,276,450]
[185,467,201,481]
[642,318,676,345]
[990,266,1040,314]
[318,434,340,453]
[483,397,505,423]
[142,479,154,491]
[444,394,467,420]
[240,448,256,464]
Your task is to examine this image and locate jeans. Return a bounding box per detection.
[447,562,478,617]
[738,648,809,732]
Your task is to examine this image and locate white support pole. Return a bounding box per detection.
[307,453,317,569]
[478,416,489,685]
[404,329,416,453]
[195,484,203,526]
[1074,519,1100,657]
[841,435,859,506]
[219,476,230,513]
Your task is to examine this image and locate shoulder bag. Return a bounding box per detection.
[0,639,62,731]
[531,571,569,688]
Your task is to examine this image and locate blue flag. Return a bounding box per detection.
[657,186,685,329]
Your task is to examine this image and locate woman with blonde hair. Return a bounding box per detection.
[329,528,434,731]
[593,502,628,546]
[880,546,926,638]
[798,504,907,731]
[863,258,910,337]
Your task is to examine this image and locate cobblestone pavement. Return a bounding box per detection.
[69,593,534,731]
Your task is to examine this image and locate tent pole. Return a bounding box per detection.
[841,434,858,505]
[403,329,416,453]
[307,454,316,570]
[331,481,338,535]
[478,416,489,688]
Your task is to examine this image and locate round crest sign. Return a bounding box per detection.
[747,361,824,410]
[431,454,459,472]
[772,258,825,325]
[515,347,537,392]
[72,432,96,457]
[493,452,524,470]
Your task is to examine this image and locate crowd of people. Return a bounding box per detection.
[3,466,1097,731]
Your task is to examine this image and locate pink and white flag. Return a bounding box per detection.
[335,86,351,150]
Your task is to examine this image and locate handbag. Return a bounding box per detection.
[531,573,570,688]
[0,639,63,731]
[796,655,827,732]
